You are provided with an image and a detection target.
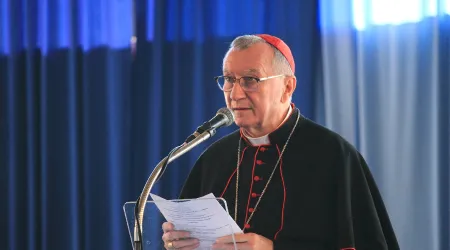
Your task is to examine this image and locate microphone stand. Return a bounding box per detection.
[133,128,217,250]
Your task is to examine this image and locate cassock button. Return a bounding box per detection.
[251,193,258,198]
[248,208,254,212]
[256,160,264,165]
[244,224,250,229]
[254,176,261,181]
[260,147,267,152]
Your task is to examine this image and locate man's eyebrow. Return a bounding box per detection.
[243,69,261,75]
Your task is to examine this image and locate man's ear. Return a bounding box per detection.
[281,76,296,103]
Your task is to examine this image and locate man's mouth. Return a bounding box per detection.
[232,107,251,111]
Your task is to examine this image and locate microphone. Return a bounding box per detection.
[184,107,234,143]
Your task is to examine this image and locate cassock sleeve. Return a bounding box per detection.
[272,238,332,250]
[336,142,399,250]
[271,140,400,250]
[273,139,400,250]
[178,156,204,199]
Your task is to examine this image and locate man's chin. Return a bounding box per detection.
[234,119,253,129]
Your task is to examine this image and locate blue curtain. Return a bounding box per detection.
[1,0,134,249]
[1,0,322,249]
[319,1,450,250]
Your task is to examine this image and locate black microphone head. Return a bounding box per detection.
[216,107,234,127]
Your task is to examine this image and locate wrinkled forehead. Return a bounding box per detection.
[223,68,262,76]
[222,47,273,76]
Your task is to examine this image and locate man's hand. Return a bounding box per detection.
[162,222,200,249]
[212,233,273,250]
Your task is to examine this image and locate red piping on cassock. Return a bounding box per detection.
[220,146,249,198]
[243,147,261,230]
[273,144,286,240]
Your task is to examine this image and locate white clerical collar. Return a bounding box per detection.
[243,105,293,146]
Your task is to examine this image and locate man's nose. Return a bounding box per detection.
[230,82,246,100]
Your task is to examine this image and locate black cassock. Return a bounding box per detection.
[179,106,400,250]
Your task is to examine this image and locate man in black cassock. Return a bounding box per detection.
[161,34,400,250]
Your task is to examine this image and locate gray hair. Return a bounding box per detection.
[225,35,294,76]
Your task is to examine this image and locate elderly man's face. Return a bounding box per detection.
[222,43,290,133]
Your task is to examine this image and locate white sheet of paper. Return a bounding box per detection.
[150,193,242,249]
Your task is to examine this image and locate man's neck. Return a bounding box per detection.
[242,105,292,140]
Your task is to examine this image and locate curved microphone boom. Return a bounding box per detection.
[133,107,234,250]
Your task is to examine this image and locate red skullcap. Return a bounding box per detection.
[256,34,295,74]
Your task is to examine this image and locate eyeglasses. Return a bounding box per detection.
[214,74,285,92]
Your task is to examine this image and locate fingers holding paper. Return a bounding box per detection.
[212,233,273,250]
[162,222,200,250]
[153,193,243,249]
[162,222,190,239]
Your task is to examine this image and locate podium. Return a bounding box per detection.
[123,197,239,250]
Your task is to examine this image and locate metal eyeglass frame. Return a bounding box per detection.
[214,74,285,92]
